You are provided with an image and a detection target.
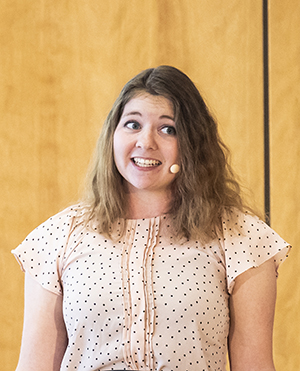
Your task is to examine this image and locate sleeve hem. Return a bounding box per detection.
[11,249,25,272]
[228,243,291,294]
[11,249,63,297]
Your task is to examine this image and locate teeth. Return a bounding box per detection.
[133,158,161,167]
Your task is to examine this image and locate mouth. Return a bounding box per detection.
[132,157,162,168]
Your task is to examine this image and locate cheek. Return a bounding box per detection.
[113,134,121,168]
[172,141,180,163]
[113,132,130,168]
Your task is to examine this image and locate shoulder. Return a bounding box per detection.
[34,204,90,232]
[46,203,88,223]
[13,204,90,258]
[11,205,88,295]
[222,207,262,231]
[221,207,288,248]
[220,207,290,293]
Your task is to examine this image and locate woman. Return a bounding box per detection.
[13,66,290,371]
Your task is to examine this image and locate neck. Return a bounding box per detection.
[125,190,172,219]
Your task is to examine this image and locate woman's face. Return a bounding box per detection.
[113,93,179,197]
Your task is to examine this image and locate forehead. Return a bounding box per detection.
[122,93,174,117]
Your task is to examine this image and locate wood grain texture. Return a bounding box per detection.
[269,1,300,369]
[2,1,295,370]
[153,1,265,211]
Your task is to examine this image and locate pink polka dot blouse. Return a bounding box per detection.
[12,205,290,371]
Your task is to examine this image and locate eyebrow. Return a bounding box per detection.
[123,111,175,121]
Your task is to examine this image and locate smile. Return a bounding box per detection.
[132,158,161,167]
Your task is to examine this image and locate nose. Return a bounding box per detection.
[136,127,158,150]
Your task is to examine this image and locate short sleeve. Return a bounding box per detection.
[11,206,79,295]
[222,210,291,294]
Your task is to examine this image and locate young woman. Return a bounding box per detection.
[13,66,290,371]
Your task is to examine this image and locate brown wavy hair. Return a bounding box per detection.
[81,65,249,241]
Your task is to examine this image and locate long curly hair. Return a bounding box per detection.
[81,65,249,241]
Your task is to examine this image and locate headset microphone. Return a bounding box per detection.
[170,164,180,174]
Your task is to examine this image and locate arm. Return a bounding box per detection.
[16,273,68,371]
[228,259,277,371]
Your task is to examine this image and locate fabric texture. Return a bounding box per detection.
[12,205,290,371]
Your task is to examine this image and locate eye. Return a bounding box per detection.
[124,121,141,130]
[161,125,177,136]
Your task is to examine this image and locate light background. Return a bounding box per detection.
[1,1,299,370]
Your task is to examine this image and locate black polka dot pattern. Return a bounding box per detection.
[12,206,290,371]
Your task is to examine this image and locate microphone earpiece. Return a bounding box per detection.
[170,164,180,174]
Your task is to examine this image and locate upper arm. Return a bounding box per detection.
[16,273,68,371]
[228,259,277,371]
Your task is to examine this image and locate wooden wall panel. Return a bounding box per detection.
[269,1,300,369]
[1,2,160,369]
[1,1,287,370]
[155,1,265,210]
